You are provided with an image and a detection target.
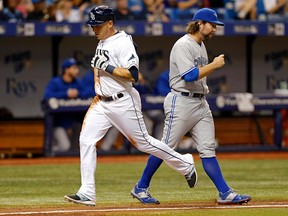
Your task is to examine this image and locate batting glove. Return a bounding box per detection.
[91,56,115,74]
[91,56,108,70]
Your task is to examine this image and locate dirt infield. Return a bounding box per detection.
[1,151,288,166]
[1,202,288,216]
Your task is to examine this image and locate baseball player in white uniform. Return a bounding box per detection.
[64,5,197,206]
[131,8,251,205]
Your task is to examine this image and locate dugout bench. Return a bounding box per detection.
[41,94,288,156]
[0,119,44,158]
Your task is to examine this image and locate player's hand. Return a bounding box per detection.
[91,55,101,68]
[67,88,79,98]
[212,54,225,69]
[91,55,108,71]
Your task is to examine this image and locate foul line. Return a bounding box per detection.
[1,204,288,215]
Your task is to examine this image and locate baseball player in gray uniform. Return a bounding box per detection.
[131,8,251,205]
[64,5,197,206]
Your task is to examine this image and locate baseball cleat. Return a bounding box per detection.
[184,154,198,188]
[64,194,95,206]
[217,189,251,205]
[131,184,160,204]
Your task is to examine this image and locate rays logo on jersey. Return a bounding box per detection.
[95,49,109,61]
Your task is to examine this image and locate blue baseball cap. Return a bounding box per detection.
[192,8,224,26]
[86,5,116,26]
[62,58,77,71]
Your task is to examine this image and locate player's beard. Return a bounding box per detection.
[200,26,214,41]
[203,32,214,41]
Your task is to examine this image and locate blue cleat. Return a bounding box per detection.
[131,184,160,204]
[217,189,251,205]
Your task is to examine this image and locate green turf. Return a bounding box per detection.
[0,158,287,215]
[99,209,288,216]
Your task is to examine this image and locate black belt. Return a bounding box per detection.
[98,93,124,102]
[181,92,204,98]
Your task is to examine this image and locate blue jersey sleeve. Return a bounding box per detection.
[80,71,96,98]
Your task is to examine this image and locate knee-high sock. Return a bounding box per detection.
[138,154,163,189]
[202,157,230,193]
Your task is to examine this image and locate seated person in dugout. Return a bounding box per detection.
[43,58,87,153]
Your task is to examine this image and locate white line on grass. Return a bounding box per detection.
[1,204,288,215]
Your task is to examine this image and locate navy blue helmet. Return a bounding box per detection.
[86,5,116,26]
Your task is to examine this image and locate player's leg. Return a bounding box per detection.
[131,154,162,204]
[136,102,176,190]
[137,155,162,189]
[104,89,196,178]
[193,101,251,204]
[132,93,198,203]
[106,111,165,199]
[116,111,194,176]
[64,100,112,206]
[133,93,193,203]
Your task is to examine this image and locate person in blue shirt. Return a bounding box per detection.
[81,69,96,98]
[153,69,170,96]
[44,58,86,153]
[44,58,86,99]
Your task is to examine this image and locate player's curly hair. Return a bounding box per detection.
[186,21,201,34]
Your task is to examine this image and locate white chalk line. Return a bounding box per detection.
[1,204,288,215]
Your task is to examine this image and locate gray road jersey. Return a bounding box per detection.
[169,34,209,94]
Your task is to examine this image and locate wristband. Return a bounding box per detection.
[106,65,116,74]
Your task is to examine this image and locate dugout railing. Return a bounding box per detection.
[40,94,288,157]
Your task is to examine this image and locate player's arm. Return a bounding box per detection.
[182,54,225,81]
[111,66,138,83]
[91,55,138,83]
[198,54,225,79]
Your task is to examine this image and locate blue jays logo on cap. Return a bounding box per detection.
[192,8,224,26]
[62,58,77,71]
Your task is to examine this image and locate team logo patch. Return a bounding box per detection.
[90,12,95,21]
[128,54,135,61]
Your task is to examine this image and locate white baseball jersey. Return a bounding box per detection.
[94,31,139,96]
[76,30,195,202]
